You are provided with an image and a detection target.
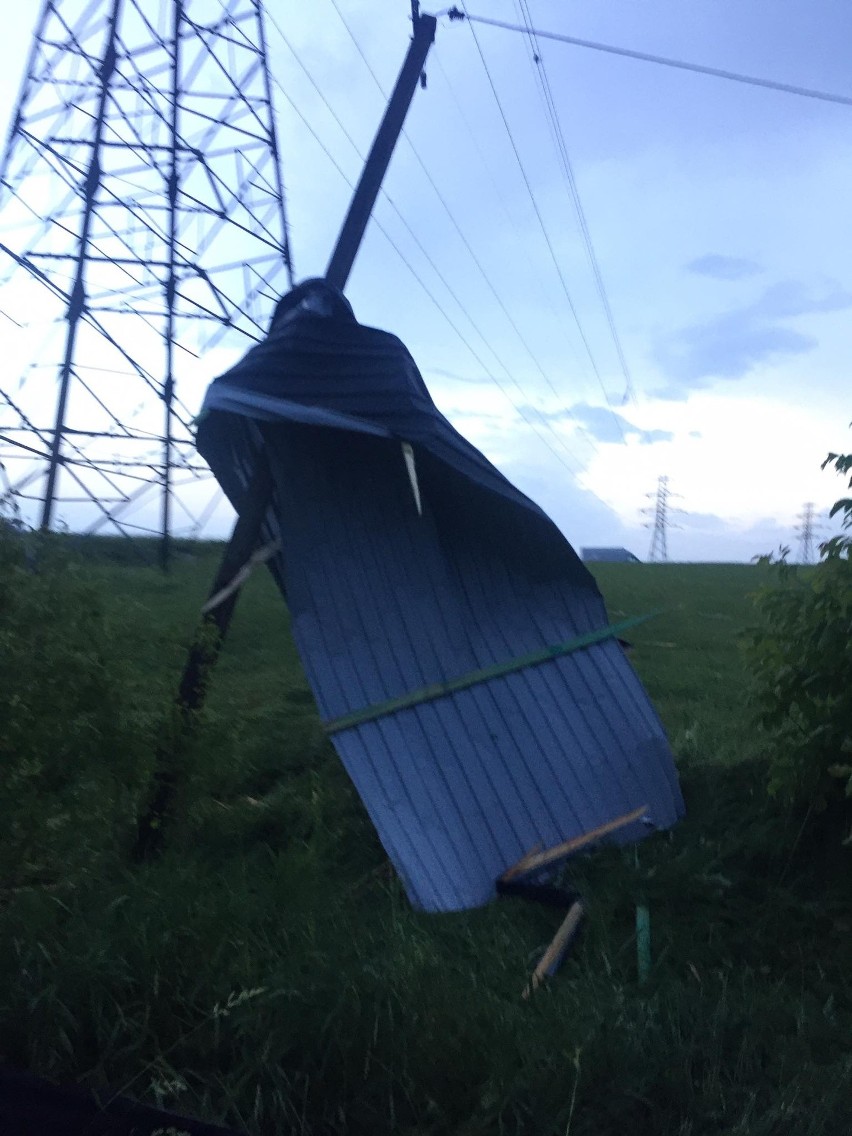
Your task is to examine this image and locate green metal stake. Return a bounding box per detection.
[632,844,652,984]
[636,903,652,984]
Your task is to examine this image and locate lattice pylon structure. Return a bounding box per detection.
[795,501,821,564]
[644,474,680,563]
[0,0,292,565]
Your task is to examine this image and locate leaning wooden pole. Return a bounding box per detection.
[326,10,436,289]
[134,10,437,860]
[134,460,274,859]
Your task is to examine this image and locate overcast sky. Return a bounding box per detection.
[1,0,850,560]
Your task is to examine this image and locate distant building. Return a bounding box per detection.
[581,547,642,563]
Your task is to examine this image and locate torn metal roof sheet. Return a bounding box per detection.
[197,280,684,913]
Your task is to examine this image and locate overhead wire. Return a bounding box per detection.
[459,3,622,439]
[266,50,585,475]
[430,50,563,324]
[516,0,636,407]
[430,46,631,461]
[324,1,596,439]
[447,10,852,110]
[268,24,486,348]
[265,9,589,469]
[326,0,386,91]
[274,94,585,477]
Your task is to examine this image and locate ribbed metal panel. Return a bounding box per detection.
[257,425,680,911]
[197,290,684,913]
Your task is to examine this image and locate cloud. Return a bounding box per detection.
[687,254,763,281]
[521,403,675,446]
[752,281,852,319]
[658,318,815,388]
[679,511,730,533]
[563,403,674,447]
[502,448,630,549]
[653,280,852,397]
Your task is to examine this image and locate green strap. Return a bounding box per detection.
[324,611,655,735]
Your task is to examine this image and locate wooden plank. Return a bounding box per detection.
[201,538,280,615]
[501,804,648,882]
[522,900,585,999]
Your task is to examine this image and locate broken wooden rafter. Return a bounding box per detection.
[501,804,649,883]
[522,899,585,999]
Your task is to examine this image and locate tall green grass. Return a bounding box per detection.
[2,540,851,1134]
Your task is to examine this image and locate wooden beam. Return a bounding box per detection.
[501,804,648,883]
[133,457,274,861]
[522,900,585,998]
[325,12,436,290]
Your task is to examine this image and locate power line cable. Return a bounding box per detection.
[269,8,593,457]
[327,0,388,92]
[431,50,561,322]
[267,7,592,467]
[323,0,609,461]
[328,2,595,431]
[268,44,492,367]
[447,9,852,109]
[270,74,585,476]
[460,3,621,438]
[516,0,636,406]
[431,45,607,442]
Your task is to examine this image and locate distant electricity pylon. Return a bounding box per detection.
[795,502,822,564]
[643,475,682,562]
[0,0,293,566]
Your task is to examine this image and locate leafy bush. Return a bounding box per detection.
[744,440,852,816]
[822,447,852,560]
[0,529,149,886]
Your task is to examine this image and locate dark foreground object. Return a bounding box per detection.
[0,1065,245,1136]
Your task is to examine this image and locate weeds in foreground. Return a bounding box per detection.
[2,543,852,1134]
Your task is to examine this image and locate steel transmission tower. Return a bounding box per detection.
[795,501,820,564]
[0,0,293,565]
[644,475,678,562]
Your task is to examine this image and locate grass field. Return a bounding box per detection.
[2,540,851,1135]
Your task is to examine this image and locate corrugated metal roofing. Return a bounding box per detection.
[197,283,684,913]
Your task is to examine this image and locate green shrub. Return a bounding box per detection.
[0,529,149,886]
[821,447,852,560]
[743,441,852,816]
